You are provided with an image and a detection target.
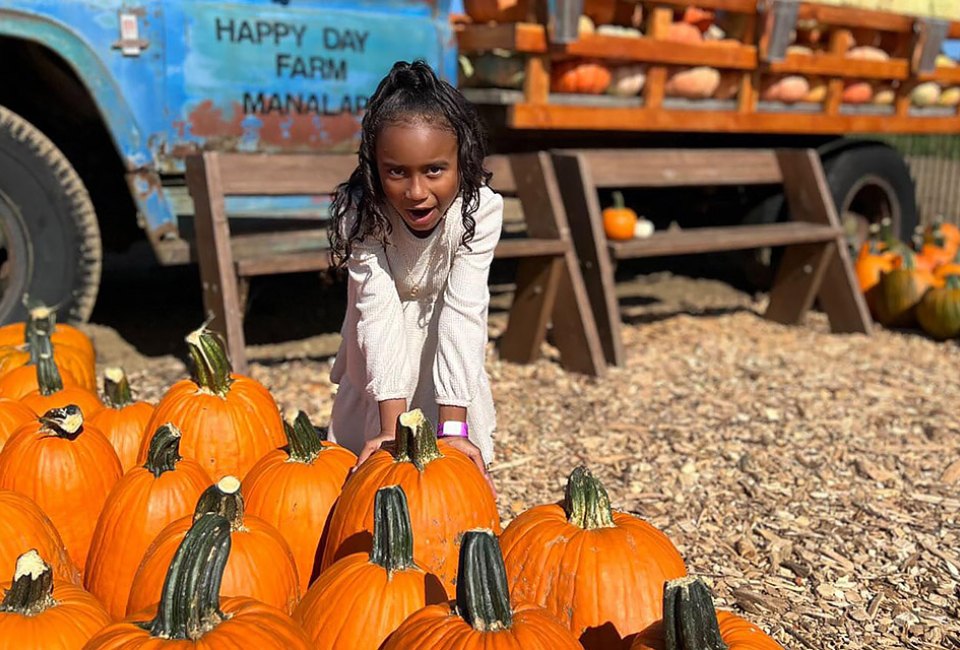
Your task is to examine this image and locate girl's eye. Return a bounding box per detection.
[426,166,444,177]
[386,168,405,178]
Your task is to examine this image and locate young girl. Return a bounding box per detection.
[326,60,502,484]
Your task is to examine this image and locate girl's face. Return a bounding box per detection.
[376,121,459,236]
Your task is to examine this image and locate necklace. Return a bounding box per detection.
[392,210,448,299]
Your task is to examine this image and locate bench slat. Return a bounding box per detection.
[608,222,842,258]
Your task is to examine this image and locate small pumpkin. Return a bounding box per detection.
[460,50,525,90]
[760,75,810,104]
[84,423,212,619]
[0,550,111,649]
[603,191,639,241]
[137,326,286,481]
[855,224,897,296]
[551,60,612,95]
[925,220,960,257]
[382,529,582,650]
[0,405,122,572]
[321,408,500,598]
[0,490,79,585]
[463,0,529,24]
[842,81,874,104]
[939,86,960,107]
[499,466,687,648]
[681,6,715,33]
[872,250,938,328]
[294,485,447,648]
[243,410,356,592]
[911,81,942,107]
[88,367,155,473]
[84,514,313,650]
[664,22,702,44]
[916,275,960,340]
[126,475,300,616]
[665,66,721,99]
[609,64,647,97]
[631,576,783,649]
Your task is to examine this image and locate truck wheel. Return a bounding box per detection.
[736,144,918,290]
[0,106,101,323]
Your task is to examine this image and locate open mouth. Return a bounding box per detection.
[406,207,435,222]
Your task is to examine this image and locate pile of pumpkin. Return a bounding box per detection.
[856,218,960,339]
[0,306,784,648]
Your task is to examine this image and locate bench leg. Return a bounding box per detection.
[816,242,873,334]
[764,242,832,325]
[550,258,609,377]
[498,256,563,364]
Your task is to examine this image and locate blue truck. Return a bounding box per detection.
[0,0,952,324]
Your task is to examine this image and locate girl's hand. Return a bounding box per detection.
[442,437,497,498]
[353,432,396,471]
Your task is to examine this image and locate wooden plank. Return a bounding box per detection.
[456,22,546,53]
[510,152,608,376]
[507,103,960,133]
[764,242,834,324]
[920,67,960,84]
[524,55,550,104]
[608,222,841,258]
[236,251,330,277]
[497,257,563,364]
[494,238,569,258]
[796,4,915,33]
[775,148,872,333]
[767,53,911,80]
[551,151,624,367]
[217,153,355,195]
[186,153,249,375]
[558,149,784,188]
[646,0,757,12]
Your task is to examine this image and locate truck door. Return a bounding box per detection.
[159,0,454,168]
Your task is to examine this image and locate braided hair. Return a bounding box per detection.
[328,59,492,269]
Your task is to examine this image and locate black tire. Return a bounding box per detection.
[736,143,918,290]
[0,106,101,323]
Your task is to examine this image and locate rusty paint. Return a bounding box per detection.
[187,100,244,138]
[256,111,361,150]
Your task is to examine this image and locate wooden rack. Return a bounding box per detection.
[456,1,960,134]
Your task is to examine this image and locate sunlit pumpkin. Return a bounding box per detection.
[88,367,155,473]
[551,60,612,95]
[0,489,79,585]
[916,274,960,340]
[603,191,639,241]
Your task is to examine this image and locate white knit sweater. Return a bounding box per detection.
[328,186,503,464]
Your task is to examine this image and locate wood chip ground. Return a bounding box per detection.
[92,273,960,649]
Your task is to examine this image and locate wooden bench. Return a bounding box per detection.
[185,151,606,377]
[550,147,873,366]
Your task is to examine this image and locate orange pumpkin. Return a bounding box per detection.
[665,21,703,44]
[0,550,111,649]
[243,411,356,592]
[603,191,639,241]
[84,423,212,619]
[632,576,783,649]
[682,6,715,33]
[126,475,300,616]
[0,490,79,585]
[85,514,312,650]
[551,60,612,95]
[0,305,96,391]
[499,466,687,648]
[382,529,582,650]
[17,338,103,417]
[842,81,874,104]
[88,367,155,472]
[136,326,286,481]
[0,405,122,572]
[294,486,447,648]
[0,398,36,450]
[321,409,500,598]
[856,226,897,296]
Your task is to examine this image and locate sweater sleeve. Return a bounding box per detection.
[433,188,504,407]
[348,237,416,401]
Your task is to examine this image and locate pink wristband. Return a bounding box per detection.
[439,421,469,438]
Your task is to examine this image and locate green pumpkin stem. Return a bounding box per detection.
[284,411,324,463]
[944,275,960,290]
[662,577,729,650]
[24,303,56,350]
[185,327,233,397]
[194,476,245,530]
[395,409,441,471]
[456,530,513,632]
[0,550,55,615]
[144,514,232,640]
[103,367,134,408]
[611,190,626,210]
[370,486,417,575]
[564,466,615,529]
[30,328,63,395]
[39,405,83,438]
[144,424,185,478]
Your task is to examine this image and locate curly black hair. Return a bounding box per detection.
[327,59,492,269]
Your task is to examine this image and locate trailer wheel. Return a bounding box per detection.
[0,106,101,324]
[737,144,918,289]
